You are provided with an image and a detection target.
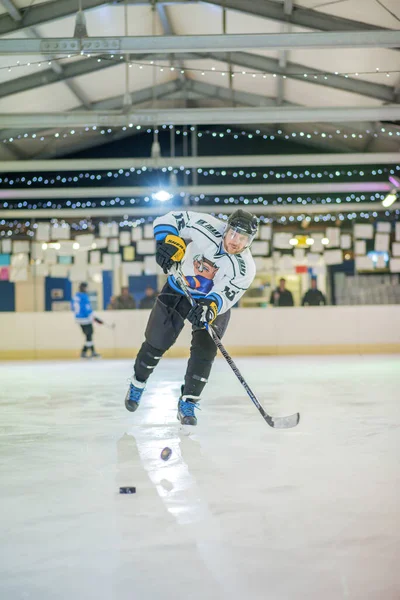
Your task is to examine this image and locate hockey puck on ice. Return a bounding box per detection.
[119,487,136,494]
[160,447,172,461]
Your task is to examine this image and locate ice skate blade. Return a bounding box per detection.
[125,399,139,413]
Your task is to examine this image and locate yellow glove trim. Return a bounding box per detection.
[165,234,186,262]
[208,301,218,324]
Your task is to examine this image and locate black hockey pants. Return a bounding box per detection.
[134,282,230,398]
[80,323,95,354]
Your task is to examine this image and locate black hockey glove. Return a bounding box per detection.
[187,297,218,328]
[156,234,186,274]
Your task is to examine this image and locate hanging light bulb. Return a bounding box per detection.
[151,129,161,159]
[169,172,178,187]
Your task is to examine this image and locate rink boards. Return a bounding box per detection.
[0,305,399,360]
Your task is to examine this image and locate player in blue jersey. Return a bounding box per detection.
[72,282,102,359]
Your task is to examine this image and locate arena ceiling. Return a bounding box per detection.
[0,0,399,161]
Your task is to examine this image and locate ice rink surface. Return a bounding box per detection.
[1,355,399,600]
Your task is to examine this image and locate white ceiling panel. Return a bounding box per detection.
[184,59,277,97]
[0,29,51,84]
[296,0,400,30]
[73,63,176,104]
[290,47,400,85]
[225,9,285,34]
[167,3,227,35]
[13,0,56,9]
[33,5,164,39]
[0,54,49,85]
[284,78,383,108]
[0,80,81,113]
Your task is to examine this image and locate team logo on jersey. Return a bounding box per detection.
[184,255,219,294]
[196,219,222,238]
[173,213,186,230]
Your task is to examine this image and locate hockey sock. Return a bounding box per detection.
[134,341,164,383]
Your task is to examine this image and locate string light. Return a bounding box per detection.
[0,191,397,214]
[0,163,397,190]
[2,124,400,148]
[0,52,397,82]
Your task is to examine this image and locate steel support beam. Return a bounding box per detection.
[0,0,92,108]
[184,79,290,107]
[1,152,397,172]
[0,0,394,38]
[207,0,392,34]
[156,3,187,87]
[0,31,399,54]
[0,105,399,128]
[203,51,395,103]
[0,143,23,160]
[0,53,159,100]
[86,79,183,111]
[0,0,21,21]
[0,80,183,141]
[29,27,92,109]
[277,0,293,106]
[0,77,379,157]
[0,50,393,105]
[0,201,397,219]
[29,92,348,159]
[0,182,391,201]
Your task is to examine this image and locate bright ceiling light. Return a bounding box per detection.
[41,243,48,250]
[306,238,315,245]
[152,190,173,202]
[382,192,397,208]
[289,238,298,246]
[321,237,329,245]
[73,242,80,250]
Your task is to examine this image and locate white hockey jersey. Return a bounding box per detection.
[153,210,256,314]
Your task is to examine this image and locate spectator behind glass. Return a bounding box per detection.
[302,278,326,306]
[107,295,117,310]
[139,286,158,310]
[113,287,136,310]
[270,278,294,307]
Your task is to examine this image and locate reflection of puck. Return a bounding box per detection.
[119,487,136,494]
[161,447,172,461]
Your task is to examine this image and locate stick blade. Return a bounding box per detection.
[264,412,300,429]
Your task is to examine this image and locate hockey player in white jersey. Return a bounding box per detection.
[125,209,259,425]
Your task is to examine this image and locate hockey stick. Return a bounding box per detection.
[94,317,116,330]
[172,266,300,429]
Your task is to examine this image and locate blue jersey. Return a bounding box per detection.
[72,292,93,325]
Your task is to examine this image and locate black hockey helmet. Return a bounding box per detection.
[224,209,259,251]
[79,282,88,292]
